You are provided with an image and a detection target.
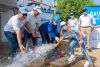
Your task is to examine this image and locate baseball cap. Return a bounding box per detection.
[60,21,66,26]
[70,12,74,16]
[53,15,61,23]
[33,6,42,13]
[82,8,87,12]
[19,7,28,14]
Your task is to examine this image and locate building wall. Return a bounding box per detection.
[0,0,17,42]
[0,0,17,7]
[0,14,1,41]
[1,10,14,42]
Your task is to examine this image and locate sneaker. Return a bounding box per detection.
[69,52,71,55]
[7,56,13,64]
[68,55,76,62]
[7,57,12,60]
[84,61,90,67]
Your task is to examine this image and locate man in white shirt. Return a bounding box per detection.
[23,6,41,47]
[4,7,34,58]
[79,8,96,51]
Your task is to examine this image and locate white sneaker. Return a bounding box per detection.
[68,55,76,62]
[69,52,71,55]
[84,61,90,67]
[7,57,12,60]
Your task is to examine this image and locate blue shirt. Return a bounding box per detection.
[39,21,60,38]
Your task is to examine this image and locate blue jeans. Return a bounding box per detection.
[68,34,90,62]
[22,30,37,47]
[4,31,18,57]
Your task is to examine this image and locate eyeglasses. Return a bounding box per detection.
[22,14,27,16]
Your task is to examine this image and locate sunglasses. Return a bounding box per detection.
[22,14,27,16]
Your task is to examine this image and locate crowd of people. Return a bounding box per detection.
[4,6,96,67]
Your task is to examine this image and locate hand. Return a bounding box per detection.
[55,43,62,48]
[55,37,60,42]
[59,36,64,41]
[19,44,25,53]
[79,40,83,47]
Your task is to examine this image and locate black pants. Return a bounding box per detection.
[40,32,50,44]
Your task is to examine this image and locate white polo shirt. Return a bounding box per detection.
[79,14,96,27]
[68,18,79,32]
[4,15,26,33]
[26,11,41,32]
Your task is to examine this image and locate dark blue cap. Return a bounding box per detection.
[82,8,87,12]
[70,12,74,16]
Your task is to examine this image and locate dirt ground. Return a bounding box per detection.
[0,43,100,67]
[75,47,100,67]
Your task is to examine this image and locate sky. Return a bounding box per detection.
[94,0,100,5]
[42,0,54,6]
[17,0,100,6]
[42,0,100,6]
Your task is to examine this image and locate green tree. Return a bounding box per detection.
[56,0,94,21]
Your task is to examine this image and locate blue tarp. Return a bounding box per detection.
[85,6,100,26]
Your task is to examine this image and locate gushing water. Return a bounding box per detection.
[6,44,55,67]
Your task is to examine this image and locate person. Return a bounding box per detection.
[4,7,28,57]
[39,15,61,44]
[23,6,41,47]
[57,21,92,67]
[60,21,68,36]
[79,8,96,51]
[58,20,78,61]
[4,7,34,58]
[68,12,79,32]
[65,13,79,61]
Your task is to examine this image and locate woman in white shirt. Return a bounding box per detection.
[68,12,79,33]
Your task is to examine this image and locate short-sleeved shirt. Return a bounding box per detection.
[61,25,67,31]
[26,11,41,32]
[68,18,79,32]
[79,14,96,26]
[4,15,26,33]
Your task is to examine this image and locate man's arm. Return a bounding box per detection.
[91,15,96,31]
[34,23,39,37]
[15,29,25,52]
[67,20,71,32]
[11,18,25,52]
[25,21,35,37]
[35,23,39,31]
